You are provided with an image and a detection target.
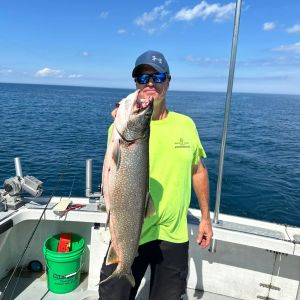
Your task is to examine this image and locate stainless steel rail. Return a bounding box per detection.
[211,0,242,253]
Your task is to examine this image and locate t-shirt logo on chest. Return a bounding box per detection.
[174,138,190,149]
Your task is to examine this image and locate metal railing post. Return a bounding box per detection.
[211,0,242,253]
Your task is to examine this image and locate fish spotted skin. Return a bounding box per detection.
[100,90,154,286]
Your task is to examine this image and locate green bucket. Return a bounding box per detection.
[43,233,85,294]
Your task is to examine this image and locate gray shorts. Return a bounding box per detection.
[98,239,189,300]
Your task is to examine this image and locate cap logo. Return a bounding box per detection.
[152,55,163,64]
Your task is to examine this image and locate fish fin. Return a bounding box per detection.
[98,271,135,287]
[112,139,121,170]
[105,210,110,230]
[106,244,119,265]
[97,275,111,286]
[125,272,135,287]
[145,192,156,218]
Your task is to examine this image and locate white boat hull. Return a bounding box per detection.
[0,196,299,299]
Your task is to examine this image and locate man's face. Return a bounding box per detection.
[135,65,170,103]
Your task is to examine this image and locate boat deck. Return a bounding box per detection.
[1,199,299,299]
[0,270,236,300]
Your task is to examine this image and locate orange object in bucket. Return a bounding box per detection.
[58,233,71,252]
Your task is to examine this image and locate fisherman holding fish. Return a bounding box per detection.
[99,50,213,300]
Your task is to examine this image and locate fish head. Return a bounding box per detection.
[115,91,153,141]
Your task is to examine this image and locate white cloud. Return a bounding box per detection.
[99,11,109,19]
[68,74,83,79]
[35,67,64,77]
[146,28,156,35]
[82,51,89,56]
[272,42,300,53]
[186,54,300,70]
[135,1,171,27]
[0,69,13,73]
[174,1,235,22]
[117,29,127,34]
[263,22,276,31]
[186,55,227,66]
[286,24,300,34]
[238,56,300,67]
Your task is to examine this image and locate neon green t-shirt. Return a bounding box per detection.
[106,111,206,245]
[140,111,206,245]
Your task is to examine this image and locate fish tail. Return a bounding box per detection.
[97,275,111,286]
[125,272,135,287]
[97,269,135,287]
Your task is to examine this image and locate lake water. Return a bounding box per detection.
[0,83,299,227]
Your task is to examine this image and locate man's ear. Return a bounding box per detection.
[111,108,118,119]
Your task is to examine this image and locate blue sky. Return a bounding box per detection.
[1,0,300,95]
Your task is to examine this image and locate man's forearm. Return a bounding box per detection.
[192,161,213,248]
[192,166,211,221]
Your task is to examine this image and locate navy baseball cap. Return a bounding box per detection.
[132,50,170,77]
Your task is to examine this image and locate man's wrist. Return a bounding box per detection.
[200,213,211,222]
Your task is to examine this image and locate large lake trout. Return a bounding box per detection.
[101,90,155,286]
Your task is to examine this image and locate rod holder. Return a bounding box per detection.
[14,157,23,177]
[85,159,101,200]
[86,159,92,197]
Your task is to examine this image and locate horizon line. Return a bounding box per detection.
[0,81,299,97]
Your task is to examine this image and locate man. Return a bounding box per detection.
[99,50,213,300]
